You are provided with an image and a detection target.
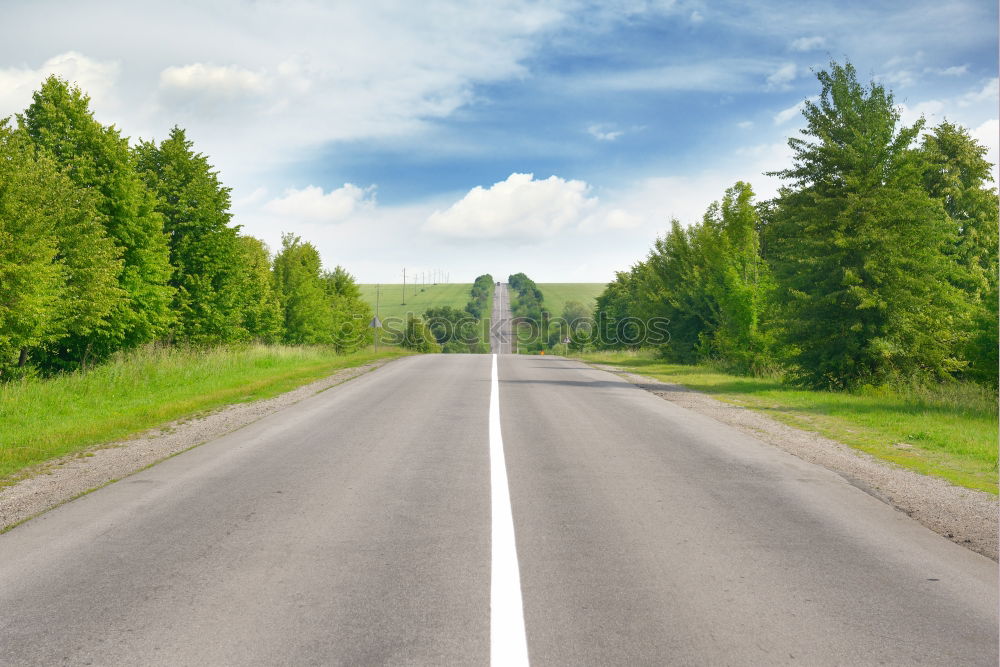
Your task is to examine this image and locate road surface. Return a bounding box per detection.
[0,354,996,664]
[490,283,513,355]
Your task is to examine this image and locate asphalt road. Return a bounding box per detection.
[490,283,513,355]
[1,351,997,664]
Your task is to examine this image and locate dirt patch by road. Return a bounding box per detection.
[1,359,395,532]
[591,364,999,561]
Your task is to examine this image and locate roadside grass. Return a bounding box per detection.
[0,345,409,483]
[576,350,999,494]
[537,283,607,313]
[359,283,472,322]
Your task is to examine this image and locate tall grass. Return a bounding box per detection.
[0,345,408,482]
[578,350,998,493]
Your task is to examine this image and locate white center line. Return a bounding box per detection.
[490,353,530,665]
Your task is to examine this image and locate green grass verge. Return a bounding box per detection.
[576,350,998,494]
[359,283,472,322]
[0,345,410,483]
[537,283,607,313]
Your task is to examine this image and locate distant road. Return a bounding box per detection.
[490,282,513,355]
[1,353,996,665]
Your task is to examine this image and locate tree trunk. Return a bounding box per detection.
[17,348,28,368]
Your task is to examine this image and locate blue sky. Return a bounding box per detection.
[1,0,997,282]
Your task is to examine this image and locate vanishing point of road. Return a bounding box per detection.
[0,284,996,665]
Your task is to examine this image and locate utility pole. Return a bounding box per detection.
[402,268,406,306]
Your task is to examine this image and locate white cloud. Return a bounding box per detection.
[773,96,817,125]
[766,63,797,91]
[925,64,969,77]
[425,173,598,243]
[689,11,704,24]
[264,184,375,223]
[971,119,999,174]
[587,124,625,141]
[0,51,119,119]
[959,78,999,106]
[737,120,754,129]
[790,36,826,52]
[160,63,269,98]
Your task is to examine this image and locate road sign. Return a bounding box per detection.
[370,316,382,329]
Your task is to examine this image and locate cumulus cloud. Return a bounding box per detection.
[0,51,119,118]
[425,173,598,243]
[766,63,797,91]
[264,184,375,223]
[790,36,826,52]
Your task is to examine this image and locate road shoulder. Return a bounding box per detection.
[588,362,998,561]
[1,357,398,533]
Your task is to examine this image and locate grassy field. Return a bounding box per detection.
[359,283,472,321]
[0,345,409,483]
[576,350,998,494]
[538,283,606,313]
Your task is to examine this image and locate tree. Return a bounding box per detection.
[562,301,590,331]
[465,274,494,319]
[697,182,775,373]
[401,314,441,353]
[920,121,999,385]
[20,76,173,368]
[322,265,373,353]
[767,61,968,388]
[232,236,283,343]
[272,234,330,344]
[0,122,122,377]
[134,127,243,344]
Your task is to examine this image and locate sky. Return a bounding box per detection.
[1,0,997,283]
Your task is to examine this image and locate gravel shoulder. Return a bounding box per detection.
[590,363,999,561]
[0,358,397,532]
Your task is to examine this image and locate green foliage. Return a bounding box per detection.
[508,272,544,321]
[465,273,494,319]
[401,314,441,352]
[693,182,775,374]
[597,185,774,371]
[134,127,245,344]
[232,236,284,343]
[272,234,330,345]
[423,304,487,352]
[0,122,122,377]
[20,76,174,368]
[562,301,590,330]
[322,266,373,353]
[767,61,969,388]
[593,63,994,393]
[919,121,999,386]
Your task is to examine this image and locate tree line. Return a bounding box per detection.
[0,76,372,380]
[418,274,494,353]
[592,62,998,389]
